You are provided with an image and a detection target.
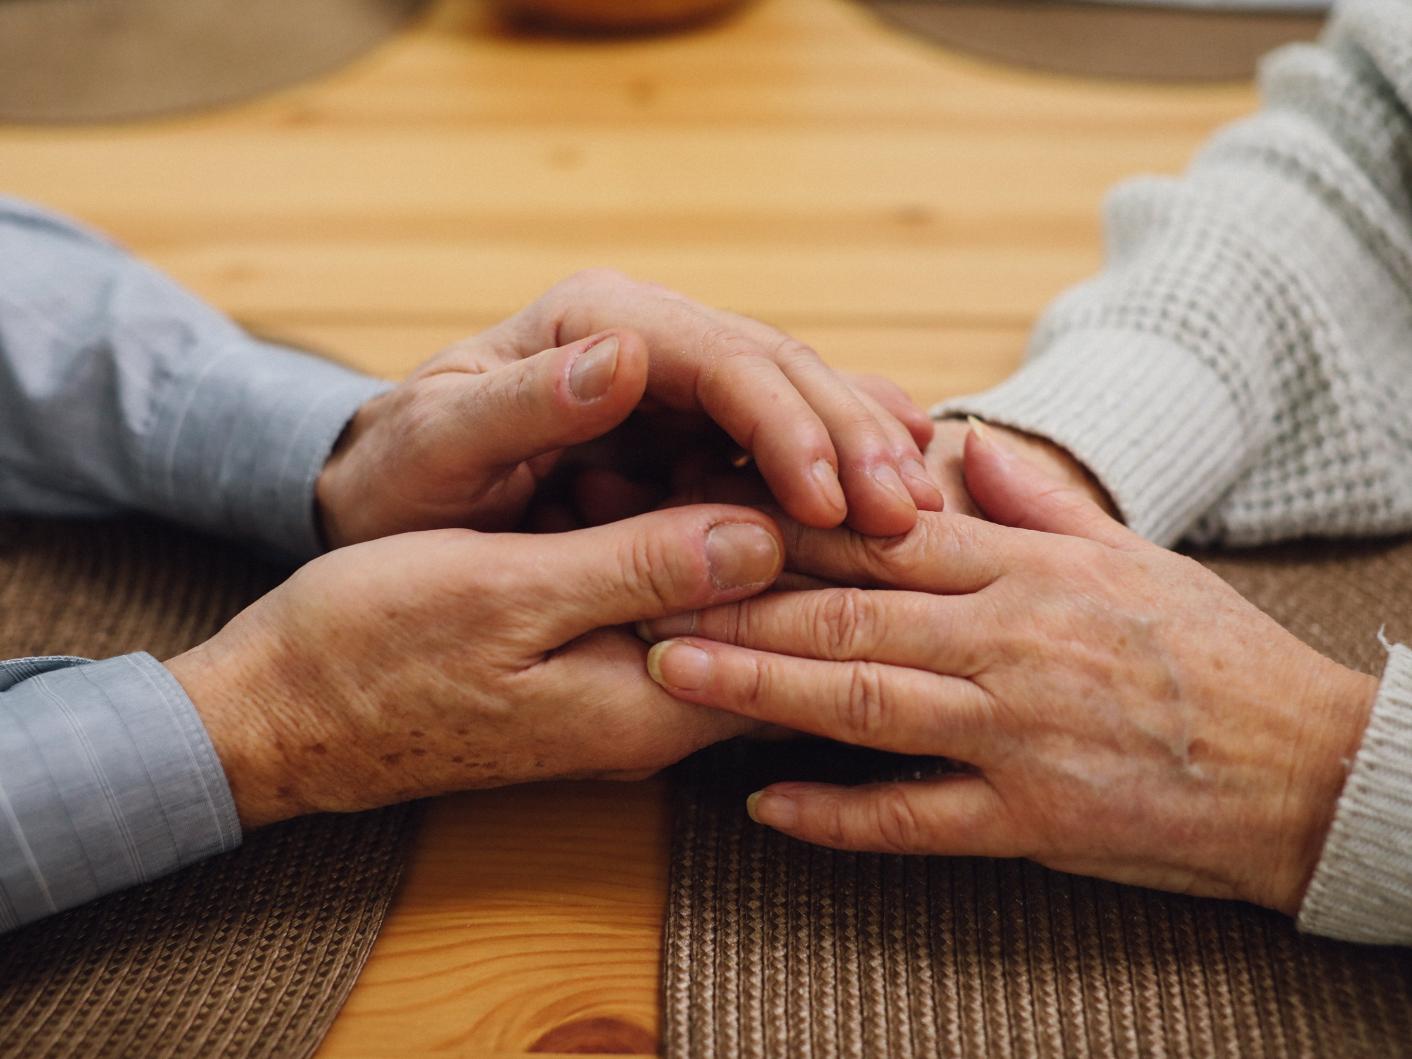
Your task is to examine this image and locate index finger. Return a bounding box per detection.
[779,510,1026,595]
[645,636,989,759]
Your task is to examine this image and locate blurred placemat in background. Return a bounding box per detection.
[0,0,429,123]
[859,0,1325,80]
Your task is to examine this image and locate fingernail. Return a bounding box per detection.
[569,335,619,401]
[811,460,846,515]
[967,415,1012,462]
[746,790,798,829]
[870,464,915,508]
[636,613,696,643]
[705,522,781,589]
[647,640,711,690]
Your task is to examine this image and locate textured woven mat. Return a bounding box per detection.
[0,516,413,1059]
[665,537,1412,1058]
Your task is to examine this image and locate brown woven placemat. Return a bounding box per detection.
[665,537,1412,1058]
[0,516,414,1059]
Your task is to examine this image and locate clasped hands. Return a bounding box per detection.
[169,269,1377,920]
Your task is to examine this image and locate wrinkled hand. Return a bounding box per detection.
[165,504,784,828]
[638,426,1378,915]
[316,270,939,548]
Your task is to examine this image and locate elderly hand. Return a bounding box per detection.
[165,504,782,829]
[925,416,1114,518]
[316,270,938,548]
[639,425,1380,915]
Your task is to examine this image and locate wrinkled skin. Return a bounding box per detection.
[167,505,784,828]
[640,427,1378,916]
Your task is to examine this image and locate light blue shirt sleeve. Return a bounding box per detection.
[0,196,391,931]
[0,655,240,932]
[0,195,392,557]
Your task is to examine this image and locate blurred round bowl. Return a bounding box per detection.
[495,0,749,33]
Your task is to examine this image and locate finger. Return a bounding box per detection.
[637,587,987,675]
[745,777,1018,857]
[693,353,850,529]
[542,627,760,773]
[765,345,923,536]
[532,276,852,530]
[438,330,649,470]
[924,419,981,517]
[848,373,935,450]
[849,386,943,512]
[779,511,1024,594]
[962,422,1142,550]
[645,637,988,757]
[509,504,785,642]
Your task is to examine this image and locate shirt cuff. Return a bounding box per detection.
[0,653,240,932]
[1298,642,1412,946]
[932,330,1249,547]
[145,338,392,562]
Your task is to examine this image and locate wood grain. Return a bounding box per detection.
[0,0,1258,1052]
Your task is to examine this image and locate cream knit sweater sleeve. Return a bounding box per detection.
[938,0,1412,945]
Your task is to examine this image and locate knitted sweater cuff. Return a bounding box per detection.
[932,329,1246,547]
[1298,643,1412,946]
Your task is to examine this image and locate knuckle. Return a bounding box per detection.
[509,359,542,412]
[872,788,925,854]
[817,802,852,849]
[564,266,633,293]
[837,405,893,442]
[768,336,822,370]
[622,530,695,611]
[720,602,752,645]
[542,269,637,333]
[739,654,771,709]
[858,373,902,399]
[840,662,889,741]
[695,324,758,366]
[398,383,467,468]
[930,513,979,554]
[864,523,928,583]
[817,588,875,658]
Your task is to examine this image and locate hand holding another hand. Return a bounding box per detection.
[316,269,939,548]
[167,505,783,828]
[640,426,1379,915]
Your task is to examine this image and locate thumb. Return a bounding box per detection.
[437,329,649,470]
[507,504,784,644]
[962,419,1139,549]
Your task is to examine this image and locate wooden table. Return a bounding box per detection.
[0,0,1256,1052]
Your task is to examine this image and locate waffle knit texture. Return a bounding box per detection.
[938,0,1412,945]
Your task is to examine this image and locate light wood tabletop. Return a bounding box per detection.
[0,0,1257,1052]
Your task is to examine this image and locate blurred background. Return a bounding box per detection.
[0,0,1321,413]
